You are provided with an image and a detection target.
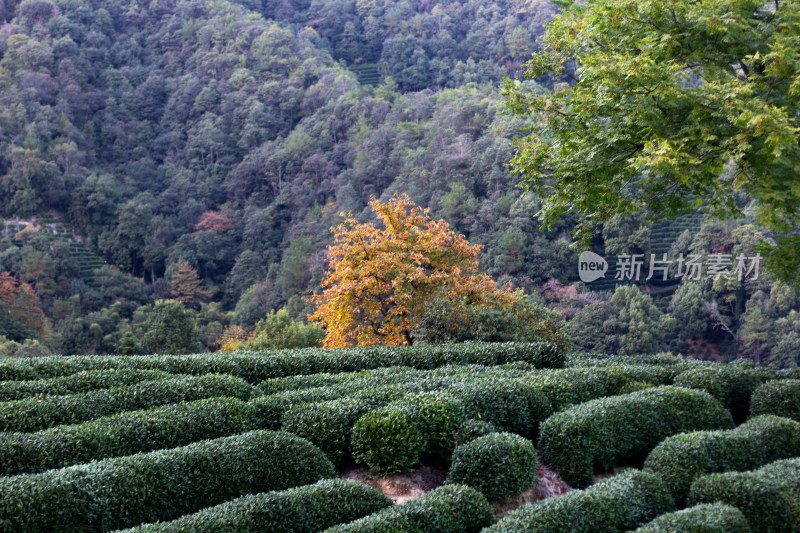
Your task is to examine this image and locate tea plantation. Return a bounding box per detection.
[0,342,798,532]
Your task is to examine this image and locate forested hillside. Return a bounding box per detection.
[1,0,798,367]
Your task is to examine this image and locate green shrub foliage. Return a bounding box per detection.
[323,484,495,533]
[281,398,371,465]
[446,432,539,502]
[250,386,345,429]
[0,374,256,432]
[455,419,497,446]
[117,479,392,533]
[484,470,675,533]
[404,391,468,462]
[674,365,761,421]
[644,414,800,504]
[351,404,425,475]
[0,342,564,382]
[350,390,476,473]
[632,504,751,533]
[446,379,538,435]
[538,386,734,488]
[618,380,657,394]
[0,398,260,475]
[0,430,336,532]
[688,457,800,533]
[0,369,171,401]
[750,379,800,422]
[525,367,632,410]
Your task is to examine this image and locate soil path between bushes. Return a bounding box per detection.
[339,461,573,514]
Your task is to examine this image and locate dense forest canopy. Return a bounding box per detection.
[0,0,798,368]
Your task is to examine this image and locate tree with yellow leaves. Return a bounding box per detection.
[309,194,567,349]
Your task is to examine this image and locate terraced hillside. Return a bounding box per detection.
[0,343,798,532]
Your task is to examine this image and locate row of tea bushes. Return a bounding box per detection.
[750,379,800,422]
[485,470,675,532]
[281,398,372,466]
[348,380,552,474]
[0,374,257,432]
[322,485,494,533]
[566,352,698,368]
[0,369,172,401]
[538,386,734,488]
[258,366,423,395]
[0,398,260,475]
[673,365,763,421]
[262,362,675,436]
[0,342,564,383]
[0,430,336,532]
[643,415,800,504]
[688,457,800,533]
[445,432,539,502]
[116,479,392,533]
[268,365,671,470]
[633,504,751,533]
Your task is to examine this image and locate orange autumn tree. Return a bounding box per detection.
[309,195,566,348]
[0,272,46,334]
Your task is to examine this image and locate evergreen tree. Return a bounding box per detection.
[141,300,203,355]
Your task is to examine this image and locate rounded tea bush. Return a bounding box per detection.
[404,391,467,463]
[632,503,751,533]
[538,386,733,488]
[643,414,800,505]
[281,398,371,466]
[119,479,392,532]
[674,365,761,421]
[351,404,424,475]
[484,470,675,533]
[446,432,538,502]
[750,379,800,422]
[688,457,800,533]
[325,484,494,533]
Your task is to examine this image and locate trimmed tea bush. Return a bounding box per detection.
[281,398,371,465]
[350,391,471,472]
[0,397,260,475]
[618,380,656,394]
[750,379,800,422]
[258,367,420,395]
[446,432,538,502]
[351,404,425,474]
[0,374,256,432]
[323,484,494,533]
[484,470,675,533]
[688,457,800,533]
[644,415,800,504]
[0,430,336,532]
[674,365,761,420]
[633,504,751,533]
[117,479,392,533]
[538,386,734,488]
[777,367,800,379]
[404,391,467,462]
[446,379,534,435]
[455,419,497,446]
[525,367,630,411]
[0,369,171,401]
[566,352,691,368]
[249,386,344,429]
[352,382,423,406]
